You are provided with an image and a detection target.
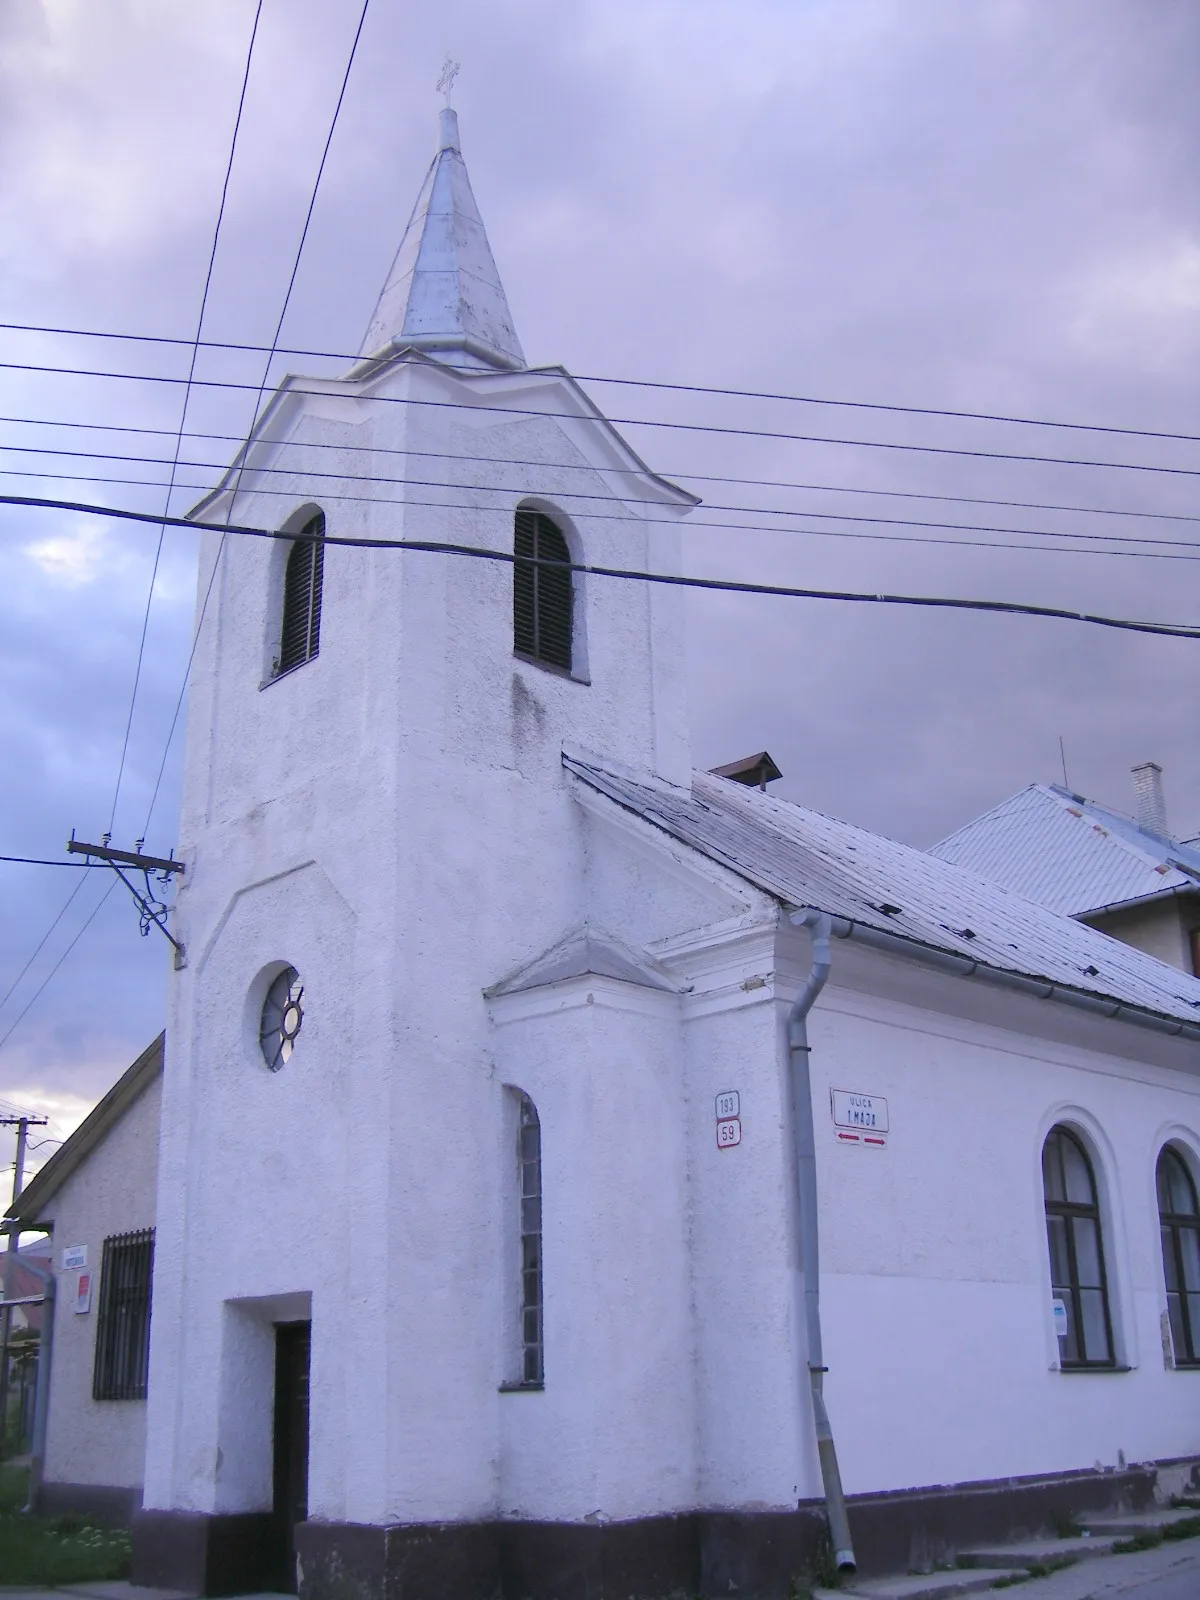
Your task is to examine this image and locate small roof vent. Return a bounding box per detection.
[711,751,783,791]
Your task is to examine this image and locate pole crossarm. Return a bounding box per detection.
[66,835,185,875]
[65,834,186,963]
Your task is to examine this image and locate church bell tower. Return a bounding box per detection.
[137,101,699,1595]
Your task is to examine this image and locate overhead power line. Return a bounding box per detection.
[0,875,89,1020]
[0,879,117,1058]
[140,0,371,844]
[3,411,1197,526]
[4,464,1198,562]
[3,491,1198,640]
[2,361,1198,479]
[107,0,265,839]
[1,317,1197,447]
[0,856,99,868]
[1,446,1194,553]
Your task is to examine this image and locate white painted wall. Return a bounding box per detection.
[34,1070,161,1494]
[144,338,1200,1545]
[143,352,698,1529]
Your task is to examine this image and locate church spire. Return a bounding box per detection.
[357,97,525,370]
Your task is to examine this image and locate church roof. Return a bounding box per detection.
[357,107,525,371]
[928,783,1200,917]
[564,753,1200,1037]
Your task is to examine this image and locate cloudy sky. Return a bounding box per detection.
[0,0,1197,1172]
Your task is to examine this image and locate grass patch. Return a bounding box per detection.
[1162,1515,1200,1542]
[0,1465,132,1584]
[1113,1531,1164,1553]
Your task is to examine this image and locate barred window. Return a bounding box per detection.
[1157,1145,1200,1367]
[517,1093,543,1385]
[513,510,572,673]
[93,1229,155,1401]
[277,513,325,674]
[1042,1127,1114,1368]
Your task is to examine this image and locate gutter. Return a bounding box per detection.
[1075,881,1200,922]
[804,913,1200,1042]
[786,911,856,1574]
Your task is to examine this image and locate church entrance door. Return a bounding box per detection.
[271,1320,311,1593]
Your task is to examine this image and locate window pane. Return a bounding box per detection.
[1158,1156,1175,1216]
[520,1123,540,1161]
[1072,1216,1104,1288]
[1186,1294,1200,1360]
[1042,1136,1064,1203]
[522,1196,541,1235]
[1062,1136,1095,1206]
[1078,1288,1112,1364]
[1046,1215,1071,1289]
[524,1347,542,1384]
[521,1234,540,1271]
[1168,1293,1188,1362]
[1057,1293,1079,1365]
[1179,1225,1200,1292]
[1162,1226,1179,1291]
[1168,1152,1199,1218]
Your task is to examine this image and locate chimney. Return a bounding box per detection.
[1131,761,1168,837]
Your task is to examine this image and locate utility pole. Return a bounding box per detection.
[0,1114,48,1458]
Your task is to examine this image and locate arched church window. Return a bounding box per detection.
[277,513,325,674]
[513,509,572,672]
[517,1091,543,1384]
[1157,1145,1200,1366]
[1042,1126,1114,1368]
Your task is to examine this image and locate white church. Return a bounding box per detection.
[122,107,1200,1597]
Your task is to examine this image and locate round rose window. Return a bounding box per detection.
[260,966,304,1071]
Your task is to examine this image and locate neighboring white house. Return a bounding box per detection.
[4,1034,161,1525]
[45,105,1197,1600]
[931,763,1200,975]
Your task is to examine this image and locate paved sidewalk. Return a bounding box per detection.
[815,1537,1200,1600]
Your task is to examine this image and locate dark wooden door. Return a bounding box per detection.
[272,1321,311,1593]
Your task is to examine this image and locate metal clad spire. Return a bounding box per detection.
[357,80,525,369]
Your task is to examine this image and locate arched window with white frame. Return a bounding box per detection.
[1157,1144,1200,1368]
[1042,1125,1115,1368]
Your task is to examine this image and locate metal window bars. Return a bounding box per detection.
[92,1229,154,1401]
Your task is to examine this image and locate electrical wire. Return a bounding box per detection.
[2,360,1198,479]
[0,874,89,1019]
[3,411,1197,526]
[0,856,99,868]
[3,491,1198,639]
[2,317,1197,447]
[140,0,371,844]
[106,0,264,839]
[2,453,1196,554]
[0,879,117,1057]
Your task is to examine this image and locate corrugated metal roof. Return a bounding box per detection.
[564,754,1200,1031]
[930,784,1200,916]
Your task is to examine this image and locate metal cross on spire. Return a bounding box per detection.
[437,56,460,106]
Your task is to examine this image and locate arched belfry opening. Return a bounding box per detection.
[513,508,572,673]
[277,512,325,675]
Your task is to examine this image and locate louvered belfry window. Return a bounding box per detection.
[93,1229,155,1401]
[513,510,572,672]
[277,513,325,674]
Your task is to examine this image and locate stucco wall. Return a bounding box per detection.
[1086,897,1196,974]
[33,1068,161,1495]
[144,339,1200,1542]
